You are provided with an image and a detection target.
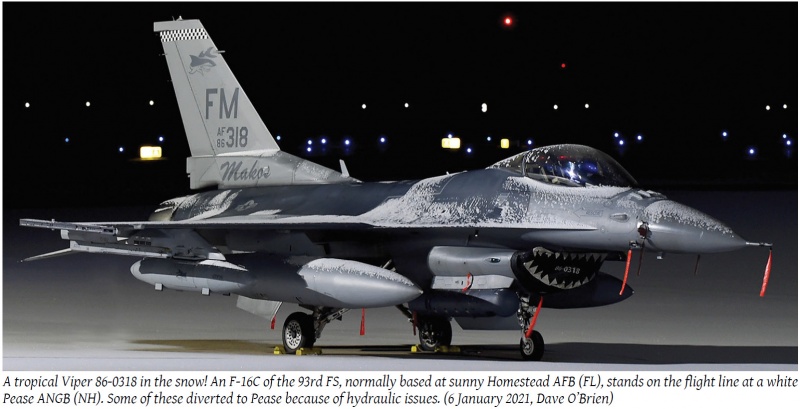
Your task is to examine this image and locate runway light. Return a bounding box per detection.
[614,132,620,138]
[404,102,409,108]
[786,140,792,146]
[25,102,30,108]
[500,138,510,149]
[481,103,488,113]
[118,146,124,153]
[486,136,492,142]
[782,134,788,139]
[783,104,788,109]
[276,135,282,141]
[553,104,558,110]
[140,146,162,160]
[379,136,386,143]
[149,100,154,106]
[306,146,312,153]
[748,147,757,156]
[722,131,728,138]
[637,134,643,141]
[344,139,351,146]
[158,136,164,143]
[466,147,473,154]
[64,137,70,143]
[584,103,589,109]
[321,138,327,145]
[619,140,625,146]
[307,139,313,145]
[527,139,533,146]
[361,104,367,109]
[766,105,770,111]
[441,138,461,149]
[86,101,91,107]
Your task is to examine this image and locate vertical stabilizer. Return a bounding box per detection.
[154,19,350,189]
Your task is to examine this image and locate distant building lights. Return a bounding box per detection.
[481,103,488,113]
[441,138,461,149]
[140,146,162,160]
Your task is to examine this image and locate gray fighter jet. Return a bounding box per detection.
[20,19,772,360]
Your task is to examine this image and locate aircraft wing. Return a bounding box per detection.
[19,216,596,261]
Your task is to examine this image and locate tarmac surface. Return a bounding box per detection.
[3,191,797,371]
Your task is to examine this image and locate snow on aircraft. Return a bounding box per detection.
[20,19,773,360]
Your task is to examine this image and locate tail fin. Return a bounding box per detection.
[154,19,350,189]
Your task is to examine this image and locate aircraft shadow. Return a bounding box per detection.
[131,339,797,365]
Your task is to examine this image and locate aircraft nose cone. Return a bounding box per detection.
[642,200,747,253]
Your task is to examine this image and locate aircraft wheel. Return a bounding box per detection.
[283,312,315,353]
[519,330,544,361]
[417,316,452,351]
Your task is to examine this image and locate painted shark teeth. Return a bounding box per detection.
[522,248,606,290]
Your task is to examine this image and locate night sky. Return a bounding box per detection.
[3,2,797,209]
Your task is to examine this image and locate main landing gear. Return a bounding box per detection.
[281,307,348,354]
[416,315,452,351]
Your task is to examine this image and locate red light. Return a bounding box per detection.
[504,17,512,26]
[561,63,566,69]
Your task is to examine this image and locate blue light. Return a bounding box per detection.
[783,134,788,139]
[276,135,282,141]
[787,140,792,146]
[379,137,386,143]
[467,147,472,154]
[64,137,70,143]
[306,146,312,153]
[486,136,492,142]
[614,132,620,138]
[307,139,313,145]
[722,131,728,138]
[344,139,351,146]
[158,136,164,142]
[748,147,756,156]
[619,140,625,146]
[118,147,124,153]
[321,138,327,145]
[527,139,533,146]
[636,135,643,141]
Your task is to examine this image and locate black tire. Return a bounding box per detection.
[282,312,315,353]
[417,316,452,351]
[519,330,545,361]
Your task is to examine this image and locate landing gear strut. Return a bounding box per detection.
[417,315,452,351]
[517,295,545,361]
[281,307,349,354]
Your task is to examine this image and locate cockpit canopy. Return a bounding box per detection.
[490,144,637,187]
